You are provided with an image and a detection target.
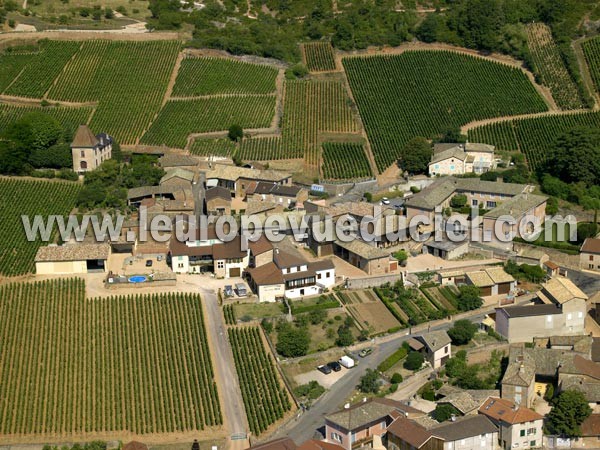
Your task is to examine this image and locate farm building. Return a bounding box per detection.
[71,124,113,173]
[333,239,398,275]
[205,186,232,216]
[35,243,111,274]
[160,168,195,187]
[466,267,516,297]
[422,238,469,260]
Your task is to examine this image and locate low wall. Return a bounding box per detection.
[513,242,581,269]
[346,273,402,289]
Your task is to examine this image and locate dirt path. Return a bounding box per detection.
[0,94,97,108]
[0,30,185,43]
[163,50,185,107]
[460,107,595,133]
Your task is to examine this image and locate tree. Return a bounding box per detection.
[228,124,244,142]
[448,319,478,345]
[433,404,460,422]
[399,137,432,174]
[336,323,355,347]
[391,372,403,384]
[358,369,380,394]
[276,323,310,357]
[546,127,600,187]
[450,194,467,208]
[456,285,483,311]
[308,309,326,325]
[404,351,424,371]
[547,390,592,437]
[393,250,408,264]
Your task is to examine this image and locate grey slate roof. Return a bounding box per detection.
[415,330,451,353]
[430,147,467,164]
[430,415,497,441]
[483,193,547,219]
[499,303,562,318]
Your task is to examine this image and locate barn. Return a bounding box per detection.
[35,243,111,275]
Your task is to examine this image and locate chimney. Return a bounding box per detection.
[519,362,525,373]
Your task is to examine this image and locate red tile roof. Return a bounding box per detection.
[582,238,600,254]
[247,262,284,285]
[479,397,543,424]
[582,414,600,437]
[387,416,433,448]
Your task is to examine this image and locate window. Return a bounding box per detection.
[590,255,594,261]
[435,164,440,169]
[527,428,536,435]
[547,315,552,322]
[590,264,595,269]
[472,199,479,206]
[217,261,224,269]
[80,150,85,157]
[487,201,497,208]
[317,273,322,279]
[178,263,184,268]
[567,313,572,320]
[331,433,342,443]
[579,312,583,318]
[445,346,449,354]
[520,430,526,437]
[450,165,455,170]
[80,160,88,169]
[530,441,536,447]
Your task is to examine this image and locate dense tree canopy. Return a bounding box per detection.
[448,320,478,345]
[276,322,310,357]
[547,390,592,437]
[456,285,483,311]
[546,127,600,187]
[399,137,432,175]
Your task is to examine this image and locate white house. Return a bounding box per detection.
[71,124,112,173]
[429,143,495,177]
[408,330,452,369]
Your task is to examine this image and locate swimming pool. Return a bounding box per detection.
[128,275,148,283]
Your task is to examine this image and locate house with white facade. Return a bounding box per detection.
[428,143,495,177]
[71,124,113,173]
[408,330,452,369]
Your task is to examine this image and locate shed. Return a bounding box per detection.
[35,243,111,274]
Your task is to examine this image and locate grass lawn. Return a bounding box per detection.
[233,302,285,321]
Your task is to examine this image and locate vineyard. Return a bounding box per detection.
[526,23,583,110]
[190,138,236,157]
[468,111,600,169]
[237,80,358,176]
[582,36,600,93]
[140,96,276,148]
[172,57,278,96]
[0,178,80,276]
[303,42,337,72]
[0,104,93,135]
[228,327,292,435]
[343,51,548,171]
[47,40,181,145]
[321,142,372,180]
[0,279,222,437]
[3,40,81,98]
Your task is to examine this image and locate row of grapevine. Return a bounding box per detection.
[190,138,236,157]
[237,136,302,161]
[0,279,222,436]
[48,40,181,145]
[0,178,80,276]
[4,40,81,98]
[172,57,278,96]
[228,327,292,435]
[0,104,93,136]
[0,50,35,93]
[343,51,549,171]
[302,42,337,72]
[223,304,236,325]
[526,23,583,110]
[321,142,372,180]
[583,36,600,93]
[468,111,600,169]
[140,96,276,148]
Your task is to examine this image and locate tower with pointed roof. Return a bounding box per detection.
[71,124,113,173]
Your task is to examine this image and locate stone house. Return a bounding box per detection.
[71,124,112,173]
[408,330,452,369]
[581,238,600,272]
[428,143,495,176]
[205,186,232,216]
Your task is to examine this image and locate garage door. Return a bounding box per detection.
[498,282,511,295]
[480,286,493,297]
[229,267,241,277]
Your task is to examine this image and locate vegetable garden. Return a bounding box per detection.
[343,51,548,171]
[527,23,584,110]
[302,42,337,72]
[172,57,278,96]
[468,111,600,169]
[228,327,292,435]
[0,178,80,276]
[0,279,222,436]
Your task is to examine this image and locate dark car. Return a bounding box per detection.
[317,364,332,375]
[327,361,342,372]
[145,260,153,267]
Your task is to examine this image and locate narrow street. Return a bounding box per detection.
[200,287,249,447]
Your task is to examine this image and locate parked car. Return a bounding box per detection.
[381,197,390,205]
[327,361,342,372]
[224,285,234,297]
[145,260,153,267]
[358,347,373,358]
[317,364,332,375]
[339,355,355,368]
[235,283,247,296]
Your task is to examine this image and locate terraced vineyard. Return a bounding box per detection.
[303,42,337,72]
[468,111,600,169]
[140,96,276,148]
[321,142,372,180]
[228,327,292,435]
[238,80,358,175]
[582,36,600,93]
[343,51,548,171]
[0,46,42,93]
[3,40,81,98]
[0,279,222,437]
[0,104,93,135]
[527,23,583,110]
[0,178,80,276]
[48,40,181,144]
[172,57,278,96]
[190,138,236,157]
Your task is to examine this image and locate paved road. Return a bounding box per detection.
[567,268,600,296]
[272,313,487,444]
[200,288,248,440]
